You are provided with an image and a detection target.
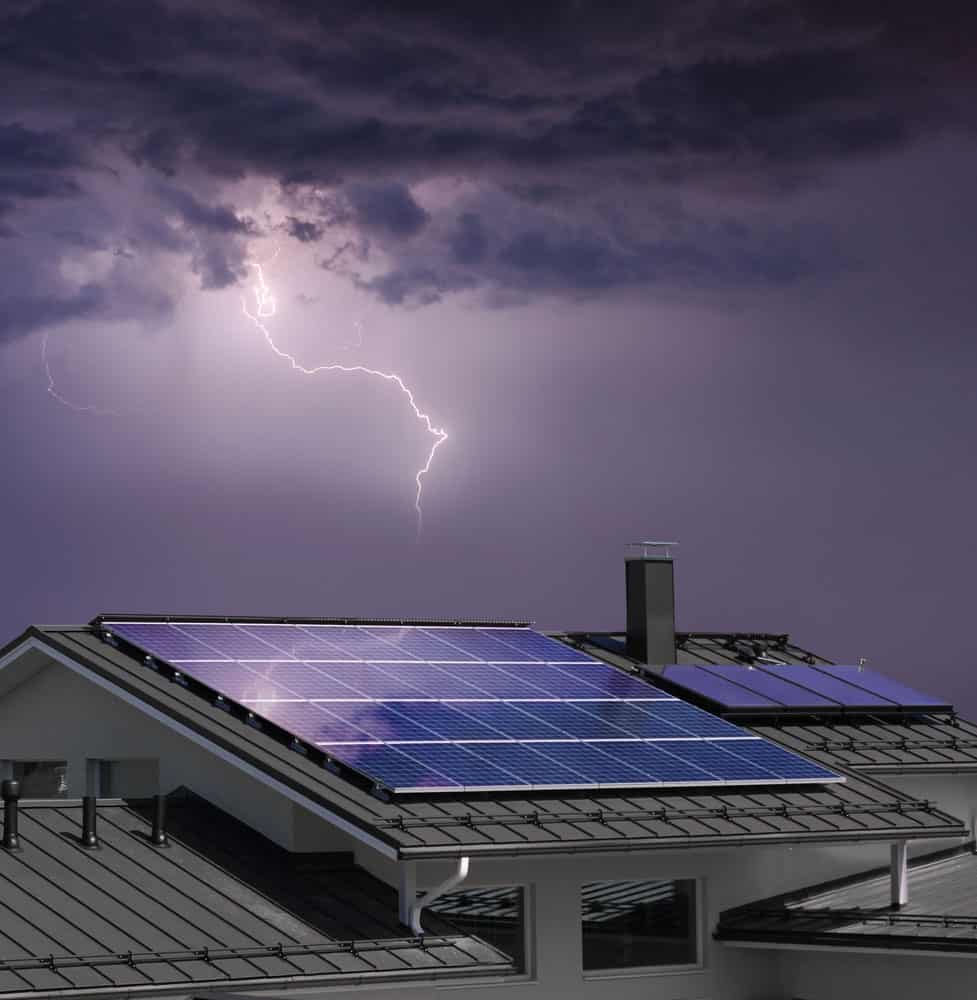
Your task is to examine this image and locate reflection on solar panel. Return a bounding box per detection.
[660,663,951,716]
[100,620,842,793]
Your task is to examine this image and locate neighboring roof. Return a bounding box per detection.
[751,716,977,773]
[574,631,977,774]
[717,843,977,955]
[0,796,512,999]
[2,626,966,858]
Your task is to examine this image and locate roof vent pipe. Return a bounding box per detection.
[625,542,677,666]
[80,795,98,849]
[150,794,168,847]
[2,780,20,851]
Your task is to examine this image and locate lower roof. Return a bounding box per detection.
[3,626,967,858]
[0,795,511,998]
[717,843,977,955]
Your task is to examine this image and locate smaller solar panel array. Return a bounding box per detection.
[659,663,951,716]
[101,620,842,793]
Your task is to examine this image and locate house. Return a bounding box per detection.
[0,545,973,1000]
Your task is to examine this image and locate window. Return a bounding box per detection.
[423,886,527,973]
[2,761,69,798]
[581,879,698,973]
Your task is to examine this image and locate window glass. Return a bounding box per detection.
[423,886,526,973]
[581,879,697,971]
[12,761,69,798]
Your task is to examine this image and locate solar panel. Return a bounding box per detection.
[813,665,951,712]
[658,661,951,717]
[101,620,843,792]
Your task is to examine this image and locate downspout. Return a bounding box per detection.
[409,856,470,936]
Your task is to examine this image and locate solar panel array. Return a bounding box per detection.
[101,620,842,793]
[660,663,950,716]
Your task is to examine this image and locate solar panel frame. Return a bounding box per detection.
[813,665,952,712]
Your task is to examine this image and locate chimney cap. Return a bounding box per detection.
[625,541,678,561]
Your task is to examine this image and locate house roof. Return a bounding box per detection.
[0,795,512,999]
[716,843,977,955]
[3,625,966,859]
[573,632,977,774]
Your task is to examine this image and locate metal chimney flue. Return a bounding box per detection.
[2,780,20,851]
[81,795,98,849]
[625,541,677,666]
[150,794,168,847]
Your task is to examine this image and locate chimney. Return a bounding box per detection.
[81,795,98,849]
[625,542,677,666]
[150,794,168,847]
[2,780,20,851]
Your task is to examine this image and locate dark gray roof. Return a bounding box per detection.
[6,626,968,859]
[573,632,977,774]
[0,795,512,998]
[717,843,977,954]
[751,716,977,773]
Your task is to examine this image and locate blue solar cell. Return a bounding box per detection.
[174,623,290,660]
[238,625,345,660]
[483,629,594,662]
[647,701,749,737]
[469,742,591,785]
[661,665,779,710]
[376,664,494,699]
[323,744,461,790]
[422,630,531,661]
[757,665,894,708]
[452,703,569,739]
[535,742,648,784]
[109,622,222,660]
[315,702,440,742]
[383,702,506,740]
[393,743,528,788]
[719,739,838,780]
[453,665,562,699]
[245,663,366,699]
[365,627,478,661]
[514,702,631,739]
[703,664,839,709]
[602,740,722,782]
[573,703,692,739]
[815,666,950,710]
[310,664,429,700]
[550,664,674,701]
[256,703,374,744]
[180,663,298,702]
[663,740,776,782]
[306,626,419,661]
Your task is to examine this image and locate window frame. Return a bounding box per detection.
[428,880,536,987]
[580,876,704,980]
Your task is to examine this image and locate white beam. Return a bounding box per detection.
[398,861,416,927]
[891,840,908,907]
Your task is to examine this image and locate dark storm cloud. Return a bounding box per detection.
[284,216,325,243]
[0,0,974,314]
[345,182,430,238]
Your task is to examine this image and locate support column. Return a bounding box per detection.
[398,861,416,928]
[890,841,908,907]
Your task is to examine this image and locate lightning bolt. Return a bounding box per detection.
[241,250,448,537]
[41,331,117,416]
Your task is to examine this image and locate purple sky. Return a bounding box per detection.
[2,2,976,711]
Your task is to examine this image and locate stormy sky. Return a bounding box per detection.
[1,1,975,709]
